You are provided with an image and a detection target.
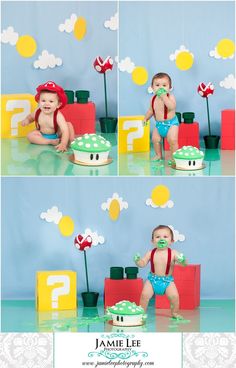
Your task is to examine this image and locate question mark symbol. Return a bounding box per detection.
[47,275,70,309]
[6,99,31,136]
[123,120,144,151]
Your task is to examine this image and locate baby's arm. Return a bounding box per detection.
[56,112,70,152]
[143,101,154,125]
[173,249,188,266]
[160,94,176,112]
[21,111,36,126]
[134,250,151,268]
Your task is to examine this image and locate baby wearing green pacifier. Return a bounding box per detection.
[134,225,188,320]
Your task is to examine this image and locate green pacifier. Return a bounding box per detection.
[157,239,168,248]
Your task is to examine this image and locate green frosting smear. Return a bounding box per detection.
[71,134,111,152]
[173,146,204,160]
[107,301,145,315]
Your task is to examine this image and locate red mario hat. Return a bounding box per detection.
[35,81,67,109]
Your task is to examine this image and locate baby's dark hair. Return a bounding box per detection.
[151,72,172,88]
[151,225,174,242]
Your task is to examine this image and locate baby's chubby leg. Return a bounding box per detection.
[139,280,154,311]
[27,130,59,146]
[151,127,162,160]
[165,282,182,318]
[67,122,75,142]
[167,125,178,160]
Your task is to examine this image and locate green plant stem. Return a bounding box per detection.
[83,250,90,292]
[103,73,108,118]
[206,97,211,136]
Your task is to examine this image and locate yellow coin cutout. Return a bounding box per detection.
[109,199,120,221]
[74,17,87,41]
[58,216,74,237]
[16,35,37,58]
[216,39,235,58]
[175,51,194,71]
[132,66,148,85]
[151,185,170,206]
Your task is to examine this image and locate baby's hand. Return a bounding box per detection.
[56,143,67,152]
[142,120,148,127]
[134,253,141,262]
[21,118,29,127]
[156,88,167,98]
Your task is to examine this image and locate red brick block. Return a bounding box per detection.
[164,123,200,150]
[221,137,235,150]
[104,278,143,308]
[61,102,96,135]
[221,110,235,150]
[155,265,200,310]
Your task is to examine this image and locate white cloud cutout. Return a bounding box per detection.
[145,199,174,209]
[101,193,128,211]
[117,57,135,73]
[209,48,234,60]
[0,26,19,45]
[82,228,105,246]
[40,206,62,224]
[168,225,185,242]
[169,44,194,61]
[33,50,62,69]
[59,14,77,33]
[219,74,235,89]
[104,12,118,31]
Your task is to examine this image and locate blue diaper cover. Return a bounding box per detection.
[41,133,59,140]
[156,115,179,138]
[148,273,174,295]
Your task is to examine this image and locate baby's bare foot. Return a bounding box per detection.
[172,313,183,319]
[49,139,60,146]
[151,155,162,161]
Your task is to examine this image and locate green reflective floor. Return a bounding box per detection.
[1,299,234,333]
[119,144,235,176]
[1,133,117,176]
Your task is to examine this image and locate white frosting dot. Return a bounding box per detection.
[101,140,106,144]
[184,153,188,156]
[85,143,91,148]
[84,135,89,139]
[179,152,183,155]
[77,137,82,140]
[119,307,124,311]
[78,142,83,146]
[92,137,97,141]
[94,143,98,147]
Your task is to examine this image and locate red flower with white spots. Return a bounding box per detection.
[197,82,214,98]
[74,234,93,251]
[93,56,113,74]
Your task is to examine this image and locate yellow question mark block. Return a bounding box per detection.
[1,94,38,138]
[118,116,150,153]
[36,271,77,311]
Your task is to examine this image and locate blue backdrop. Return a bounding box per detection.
[2,1,117,118]
[2,177,235,300]
[119,1,235,137]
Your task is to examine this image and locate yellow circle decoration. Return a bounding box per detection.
[216,39,235,58]
[58,216,74,237]
[151,185,170,206]
[131,66,148,85]
[175,51,194,71]
[16,35,37,58]
[74,17,87,41]
[109,199,120,221]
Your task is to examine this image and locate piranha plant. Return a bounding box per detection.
[74,230,104,307]
[93,56,117,133]
[197,82,220,149]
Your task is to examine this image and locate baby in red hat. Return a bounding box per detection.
[21,81,74,152]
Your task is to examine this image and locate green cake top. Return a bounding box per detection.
[106,301,145,315]
[173,146,204,160]
[71,134,111,152]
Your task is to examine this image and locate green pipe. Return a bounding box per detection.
[103,73,108,118]
[83,250,90,292]
[206,97,211,136]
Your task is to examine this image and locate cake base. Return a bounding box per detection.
[69,154,113,166]
[172,163,206,171]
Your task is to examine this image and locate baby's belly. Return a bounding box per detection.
[39,126,56,134]
[155,111,175,121]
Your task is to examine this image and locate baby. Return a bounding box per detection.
[143,72,179,164]
[134,225,187,319]
[21,81,74,152]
